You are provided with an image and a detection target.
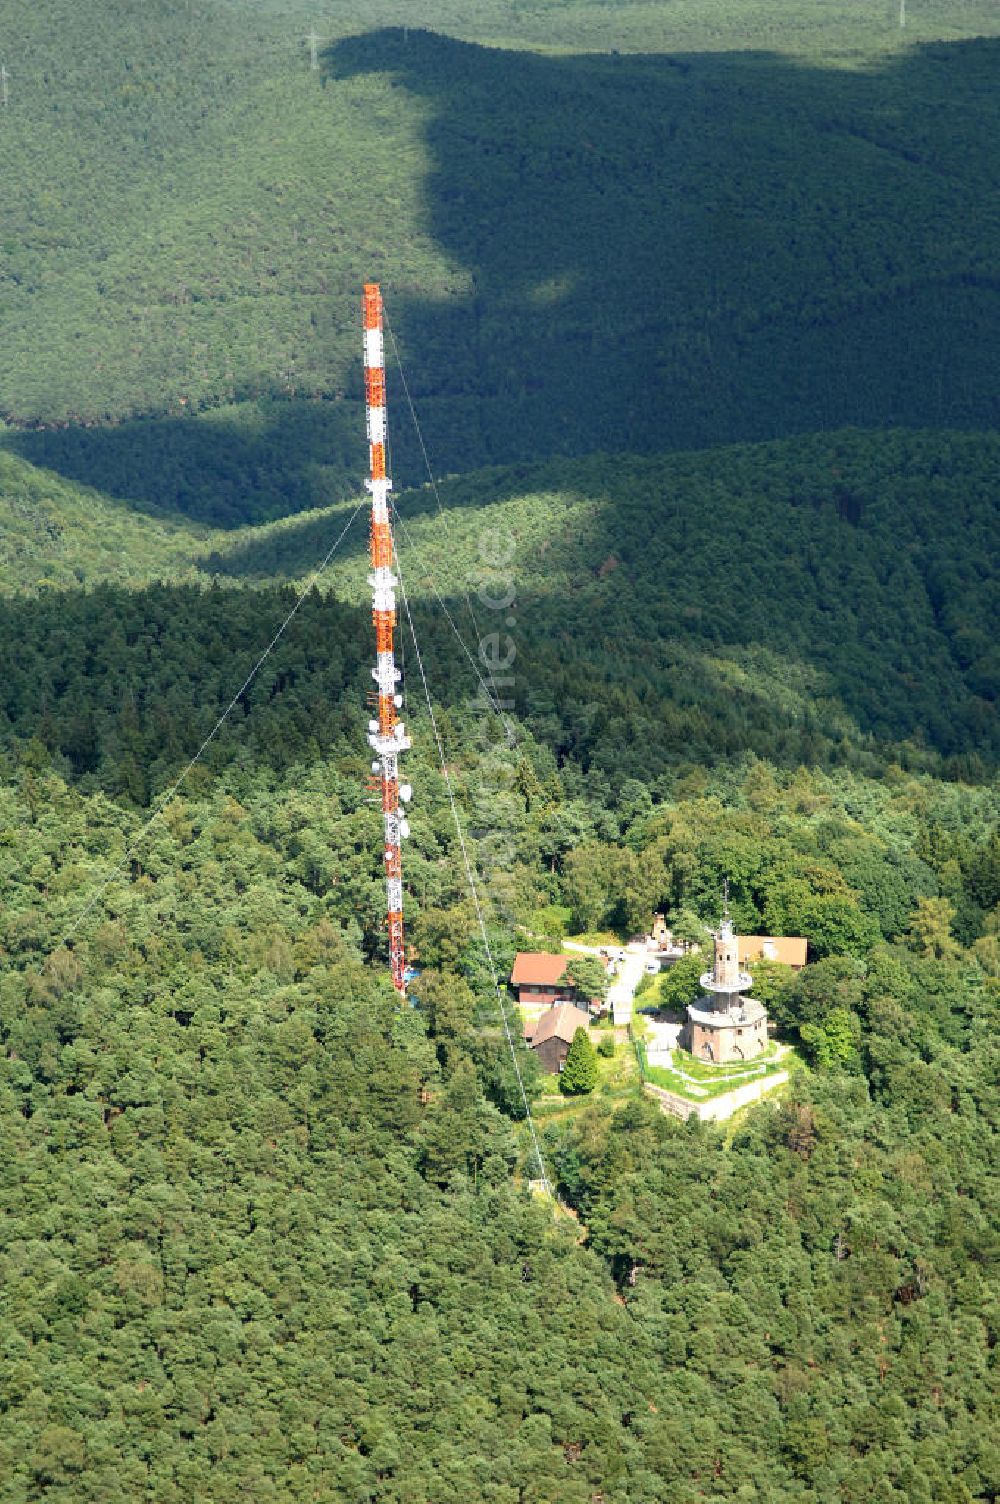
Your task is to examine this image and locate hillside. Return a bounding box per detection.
[1,727,997,1499]
[0,448,224,593]
[1,2,999,1499]
[0,2,998,523]
[1,428,996,782]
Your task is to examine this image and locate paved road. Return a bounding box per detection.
[644,1013,683,1064]
[608,944,648,1027]
[560,939,649,1027]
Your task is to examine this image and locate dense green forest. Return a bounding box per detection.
[1,732,998,1499]
[4,428,998,774]
[1,0,998,517]
[0,544,997,1497]
[0,0,998,1498]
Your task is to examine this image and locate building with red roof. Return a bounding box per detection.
[510,952,576,1010]
[738,935,808,970]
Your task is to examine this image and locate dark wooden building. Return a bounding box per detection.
[529,1003,593,1075]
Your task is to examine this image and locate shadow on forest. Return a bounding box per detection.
[193,423,1000,776]
[199,466,534,580]
[2,537,992,797]
[5,29,999,527]
[0,569,871,797]
[4,402,367,529]
[322,28,998,469]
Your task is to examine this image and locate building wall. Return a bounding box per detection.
[689,1016,767,1065]
[516,983,575,1008]
[715,931,741,989]
[646,1071,789,1122]
[534,1035,572,1075]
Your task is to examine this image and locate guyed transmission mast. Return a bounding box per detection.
[363,283,411,994]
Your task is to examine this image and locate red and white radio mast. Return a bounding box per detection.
[363,282,411,995]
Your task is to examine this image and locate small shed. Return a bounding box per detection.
[529,1003,593,1076]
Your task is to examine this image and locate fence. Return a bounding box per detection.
[630,1022,788,1121]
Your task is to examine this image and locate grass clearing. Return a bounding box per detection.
[634,973,667,1008]
[533,1039,640,1120]
[675,1044,783,1081]
[636,1039,793,1102]
[564,931,626,951]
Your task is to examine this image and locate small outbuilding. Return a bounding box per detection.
[529,1003,593,1076]
[738,935,807,971]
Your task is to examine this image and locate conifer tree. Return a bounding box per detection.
[560,1028,598,1095]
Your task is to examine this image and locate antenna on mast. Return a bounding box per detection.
[363,283,411,995]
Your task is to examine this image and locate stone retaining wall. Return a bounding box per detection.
[644,1070,788,1122]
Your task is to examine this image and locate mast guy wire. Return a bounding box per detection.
[49,499,367,952]
[393,531,551,1193]
[382,304,515,734]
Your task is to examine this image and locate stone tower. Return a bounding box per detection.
[684,902,769,1064]
[703,916,751,997]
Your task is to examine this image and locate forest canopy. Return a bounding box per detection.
[0,0,997,1498]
